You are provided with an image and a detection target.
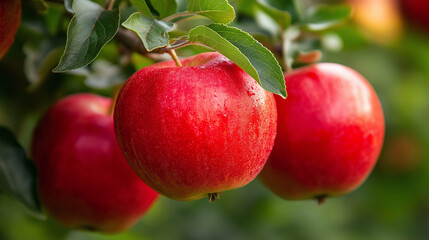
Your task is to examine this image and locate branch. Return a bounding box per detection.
[39,0,64,3]
[115,28,150,56]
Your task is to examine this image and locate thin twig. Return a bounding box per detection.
[106,0,115,10]
[163,12,193,22]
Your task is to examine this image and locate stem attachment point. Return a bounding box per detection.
[208,193,220,202]
[315,194,328,205]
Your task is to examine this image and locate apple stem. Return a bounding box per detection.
[167,49,182,67]
[208,193,220,202]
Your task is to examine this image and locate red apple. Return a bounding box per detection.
[0,0,21,59]
[400,0,429,33]
[31,94,158,233]
[259,63,385,202]
[114,52,277,201]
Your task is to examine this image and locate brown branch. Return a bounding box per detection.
[39,0,64,3]
[115,28,150,56]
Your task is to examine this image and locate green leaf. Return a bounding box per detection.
[189,24,286,97]
[150,0,177,18]
[304,5,351,30]
[187,0,235,24]
[122,13,173,52]
[53,0,120,72]
[130,0,153,17]
[258,0,303,23]
[0,127,43,218]
[256,1,291,30]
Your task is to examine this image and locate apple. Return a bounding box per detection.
[259,63,385,203]
[31,94,158,233]
[400,0,429,33]
[0,0,21,59]
[114,52,277,201]
[348,0,403,43]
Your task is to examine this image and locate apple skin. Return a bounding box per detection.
[114,52,277,201]
[31,94,158,234]
[400,0,429,33]
[259,63,385,201]
[0,0,21,59]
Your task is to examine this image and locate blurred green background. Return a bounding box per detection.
[1,0,428,239]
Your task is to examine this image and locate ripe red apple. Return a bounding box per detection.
[400,0,429,33]
[31,94,158,233]
[114,52,277,201]
[0,0,21,59]
[259,63,385,203]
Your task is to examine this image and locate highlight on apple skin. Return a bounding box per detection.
[259,63,385,203]
[31,94,158,234]
[0,0,21,59]
[114,52,278,201]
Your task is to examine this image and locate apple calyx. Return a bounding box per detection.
[316,195,328,205]
[208,193,221,202]
[80,225,98,232]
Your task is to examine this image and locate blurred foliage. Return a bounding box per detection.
[1,0,429,240]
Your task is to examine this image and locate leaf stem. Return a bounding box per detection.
[165,40,192,51]
[162,12,194,22]
[167,49,182,67]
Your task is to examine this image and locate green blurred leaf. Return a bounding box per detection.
[150,0,177,18]
[64,0,73,13]
[53,0,120,72]
[189,24,286,97]
[122,13,174,52]
[259,0,302,23]
[130,0,153,17]
[43,3,65,35]
[73,59,127,89]
[24,39,64,91]
[304,5,351,31]
[187,0,235,24]
[131,53,156,70]
[32,0,48,13]
[256,1,291,30]
[0,127,43,218]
